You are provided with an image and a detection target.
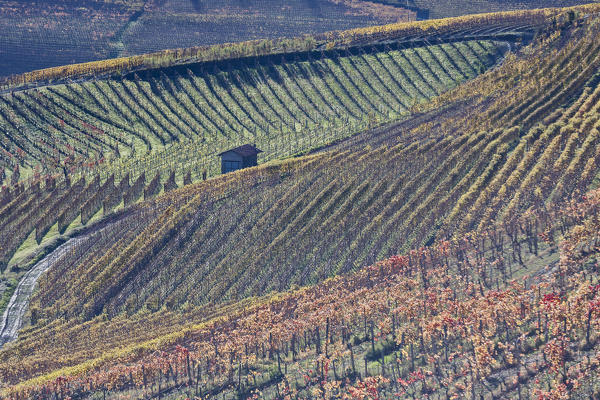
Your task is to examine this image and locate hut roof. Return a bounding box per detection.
[218,144,263,157]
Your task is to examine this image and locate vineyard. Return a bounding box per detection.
[119,0,415,56]
[1,5,576,189]
[0,23,519,267]
[0,37,507,184]
[372,0,597,19]
[0,0,140,77]
[3,171,600,399]
[2,0,595,80]
[0,8,553,296]
[0,0,414,79]
[0,3,600,400]
[11,7,599,320]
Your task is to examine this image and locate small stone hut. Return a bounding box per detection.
[218,144,263,174]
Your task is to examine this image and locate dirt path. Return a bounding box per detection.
[0,208,136,349]
[0,236,89,348]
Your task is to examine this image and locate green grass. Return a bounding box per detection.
[0,276,16,316]
[1,40,506,190]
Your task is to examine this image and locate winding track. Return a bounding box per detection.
[0,208,138,348]
[0,236,87,348]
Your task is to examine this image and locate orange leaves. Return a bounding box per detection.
[385,254,410,271]
[471,335,495,376]
[544,336,568,375]
[7,185,600,399]
[533,384,570,400]
[344,376,389,400]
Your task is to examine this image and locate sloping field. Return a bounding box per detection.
[0,8,552,187]
[373,0,596,19]
[2,0,595,80]
[0,0,414,78]
[3,167,600,399]
[414,0,599,18]
[1,5,600,400]
[0,21,528,272]
[0,11,546,279]
[120,0,415,55]
[0,0,143,77]
[0,0,595,351]
[0,39,505,180]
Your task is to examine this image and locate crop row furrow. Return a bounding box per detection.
[476,122,563,229]
[426,44,465,82]
[401,127,520,251]
[276,61,324,122]
[256,65,304,123]
[358,50,409,111]
[228,67,282,127]
[149,76,204,139]
[415,46,456,88]
[134,77,192,140]
[405,47,446,94]
[36,91,118,152]
[358,133,491,262]
[214,67,273,132]
[220,153,362,299]
[0,107,45,162]
[293,59,342,119]
[240,66,299,125]
[317,56,370,118]
[84,81,150,147]
[180,69,234,134]
[377,48,425,100]
[46,85,134,146]
[97,80,163,148]
[162,71,218,134]
[286,60,338,122]
[122,80,177,142]
[10,93,88,158]
[348,130,492,269]
[349,49,402,112]
[202,71,255,134]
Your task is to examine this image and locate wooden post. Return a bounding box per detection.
[325,317,330,358]
[349,343,357,378]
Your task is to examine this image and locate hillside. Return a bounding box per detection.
[372,0,597,19]
[0,6,565,187]
[1,3,600,399]
[0,39,505,181]
[3,0,597,80]
[0,9,548,277]
[0,24,527,274]
[0,0,414,78]
[120,0,415,55]
[3,166,600,399]
[0,10,547,337]
[0,5,599,399]
[18,5,600,317]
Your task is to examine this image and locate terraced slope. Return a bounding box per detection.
[17,11,600,328]
[0,39,506,183]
